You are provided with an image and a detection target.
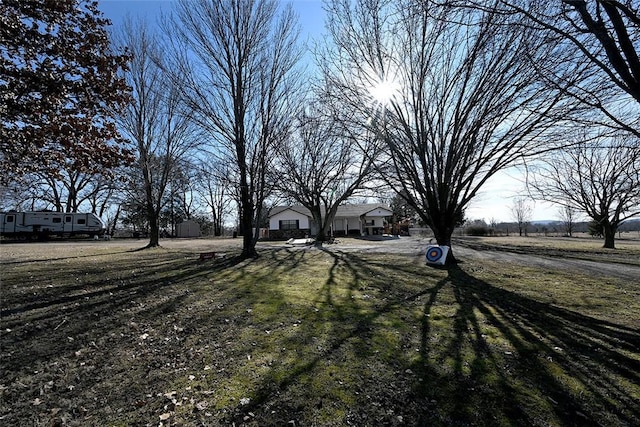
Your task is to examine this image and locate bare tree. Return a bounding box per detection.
[455,0,639,137]
[164,0,303,258]
[321,0,574,263]
[1,162,124,217]
[0,175,45,211]
[36,168,100,212]
[271,103,376,242]
[114,18,198,248]
[530,134,640,249]
[557,204,579,237]
[195,161,233,237]
[85,173,126,236]
[173,162,198,221]
[510,197,533,237]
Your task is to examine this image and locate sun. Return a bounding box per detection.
[369,78,399,106]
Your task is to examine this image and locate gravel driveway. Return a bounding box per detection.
[308,235,640,282]
[453,244,640,282]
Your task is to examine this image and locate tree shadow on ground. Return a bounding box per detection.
[0,250,250,370]
[226,248,639,426]
[410,265,640,426]
[0,247,272,424]
[221,247,431,424]
[2,245,638,426]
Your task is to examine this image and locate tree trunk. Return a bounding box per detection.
[241,229,255,257]
[239,187,257,259]
[110,206,121,236]
[240,213,257,257]
[312,210,327,242]
[211,208,219,236]
[147,210,160,248]
[431,220,457,265]
[602,221,616,249]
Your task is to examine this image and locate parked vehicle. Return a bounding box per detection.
[0,211,106,240]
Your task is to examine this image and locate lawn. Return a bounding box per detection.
[1,238,639,426]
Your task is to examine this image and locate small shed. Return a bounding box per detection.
[176,220,201,238]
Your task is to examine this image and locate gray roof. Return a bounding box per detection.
[268,203,391,218]
[267,205,311,217]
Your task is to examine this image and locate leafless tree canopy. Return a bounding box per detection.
[164,0,303,258]
[114,18,199,248]
[510,197,533,237]
[194,160,234,237]
[272,101,376,241]
[455,0,640,137]
[470,0,640,248]
[557,205,580,237]
[320,0,575,260]
[529,133,640,248]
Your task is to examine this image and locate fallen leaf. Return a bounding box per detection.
[159,412,171,421]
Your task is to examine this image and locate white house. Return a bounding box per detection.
[268,203,393,239]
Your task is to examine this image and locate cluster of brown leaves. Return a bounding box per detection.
[0,0,134,185]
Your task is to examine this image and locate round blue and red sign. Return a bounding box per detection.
[426,246,444,263]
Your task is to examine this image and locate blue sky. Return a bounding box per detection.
[96,0,558,223]
[98,0,325,38]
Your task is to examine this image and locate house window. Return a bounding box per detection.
[279,219,299,230]
[365,219,375,226]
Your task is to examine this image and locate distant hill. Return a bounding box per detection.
[530,218,640,232]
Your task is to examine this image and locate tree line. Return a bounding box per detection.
[1,0,638,261]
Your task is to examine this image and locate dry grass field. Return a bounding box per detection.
[1,235,639,426]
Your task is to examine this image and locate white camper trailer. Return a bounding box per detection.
[0,211,106,240]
